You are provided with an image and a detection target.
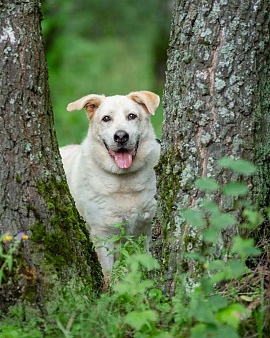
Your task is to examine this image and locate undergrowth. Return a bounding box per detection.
[0,158,269,337]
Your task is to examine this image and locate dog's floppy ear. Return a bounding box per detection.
[127,91,160,115]
[67,94,105,119]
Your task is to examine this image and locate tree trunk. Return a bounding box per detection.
[0,0,103,314]
[153,0,270,292]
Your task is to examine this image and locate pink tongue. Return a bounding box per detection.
[114,152,132,169]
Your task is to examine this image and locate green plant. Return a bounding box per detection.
[0,158,268,337]
[0,232,28,284]
[180,157,264,337]
[254,270,266,338]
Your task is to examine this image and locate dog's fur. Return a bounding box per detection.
[60,91,160,274]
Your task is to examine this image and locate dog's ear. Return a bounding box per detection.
[127,91,160,115]
[67,94,105,119]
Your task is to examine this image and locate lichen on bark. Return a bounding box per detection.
[0,0,103,313]
[153,0,270,292]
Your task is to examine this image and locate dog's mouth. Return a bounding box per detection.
[104,141,139,169]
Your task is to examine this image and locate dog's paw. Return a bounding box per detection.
[102,272,112,291]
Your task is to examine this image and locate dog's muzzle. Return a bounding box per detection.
[104,140,139,169]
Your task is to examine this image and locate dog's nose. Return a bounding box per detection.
[114,130,129,144]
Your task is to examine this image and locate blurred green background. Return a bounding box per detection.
[41,0,172,147]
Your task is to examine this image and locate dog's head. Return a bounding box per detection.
[67,91,160,171]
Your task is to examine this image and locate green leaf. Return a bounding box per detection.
[113,283,133,295]
[218,157,256,175]
[191,324,209,338]
[208,259,245,282]
[0,270,3,284]
[183,210,206,228]
[230,160,256,175]
[121,249,129,258]
[189,297,217,324]
[113,272,153,295]
[216,304,250,329]
[242,209,264,229]
[124,310,158,330]
[191,323,239,338]
[210,271,227,284]
[208,260,225,271]
[209,295,228,311]
[203,228,219,243]
[148,289,163,299]
[185,252,206,263]
[135,280,155,294]
[222,182,248,196]
[113,222,125,229]
[7,256,13,272]
[132,253,160,270]
[200,200,220,215]
[156,303,171,313]
[173,300,189,325]
[226,260,245,279]
[195,178,219,191]
[109,235,121,243]
[210,213,236,229]
[218,157,235,168]
[231,237,261,260]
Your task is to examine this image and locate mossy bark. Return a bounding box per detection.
[0,0,103,313]
[153,0,270,293]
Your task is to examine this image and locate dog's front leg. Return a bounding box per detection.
[95,242,114,277]
[144,225,152,257]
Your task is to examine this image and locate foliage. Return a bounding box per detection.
[0,232,28,284]
[41,0,170,146]
[1,159,269,337]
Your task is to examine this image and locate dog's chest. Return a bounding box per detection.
[81,170,156,235]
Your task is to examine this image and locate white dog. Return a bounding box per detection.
[60,91,160,275]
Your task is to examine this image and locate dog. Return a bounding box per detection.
[60,91,160,275]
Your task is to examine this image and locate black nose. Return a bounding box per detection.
[114,130,129,144]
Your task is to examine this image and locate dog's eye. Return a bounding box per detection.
[102,115,111,122]
[128,113,137,120]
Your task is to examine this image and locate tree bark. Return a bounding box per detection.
[153,0,270,292]
[0,0,103,313]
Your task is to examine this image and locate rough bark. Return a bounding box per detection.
[0,0,103,313]
[153,0,270,292]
